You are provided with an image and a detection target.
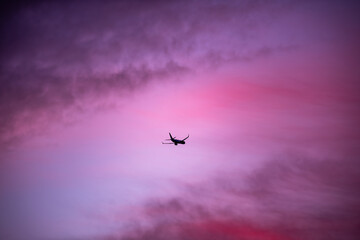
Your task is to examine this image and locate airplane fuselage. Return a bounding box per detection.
[171,139,185,145]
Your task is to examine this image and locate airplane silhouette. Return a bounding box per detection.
[162,133,189,145]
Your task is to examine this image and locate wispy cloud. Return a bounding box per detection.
[105,153,360,240]
[1,1,360,239]
[0,0,299,149]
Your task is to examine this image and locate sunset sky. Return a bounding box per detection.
[0,1,360,239]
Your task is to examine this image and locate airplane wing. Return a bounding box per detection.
[162,142,174,144]
[182,134,189,141]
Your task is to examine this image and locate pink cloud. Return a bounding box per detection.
[1,1,359,239]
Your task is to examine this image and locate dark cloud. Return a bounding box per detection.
[114,220,289,240]
[0,60,189,151]
[245,155,360,239]
[1,0,360,151]
[105,153,360,240]
[0,0,297,150]
[1,1,360,239]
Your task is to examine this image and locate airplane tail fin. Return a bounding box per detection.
[169,132,173,140]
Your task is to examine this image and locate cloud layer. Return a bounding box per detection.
[111,154,360,240]
[1,1,360,239]
[0,0,307,150]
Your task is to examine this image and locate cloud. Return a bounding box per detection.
[0,60,189,151]
[1,0,360,152]
[115,220,289,240]
[102,153,360,240]
[0,0,302,150]
[1,1,360,239]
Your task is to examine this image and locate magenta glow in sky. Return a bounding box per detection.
[0,1,360,240]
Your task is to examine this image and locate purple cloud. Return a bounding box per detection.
[105,153,360,240]
[0,0,302,150]
[1,1,360,239]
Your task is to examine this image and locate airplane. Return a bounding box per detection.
[162,133,189,145]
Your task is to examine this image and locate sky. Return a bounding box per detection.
[0,0,360,239]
